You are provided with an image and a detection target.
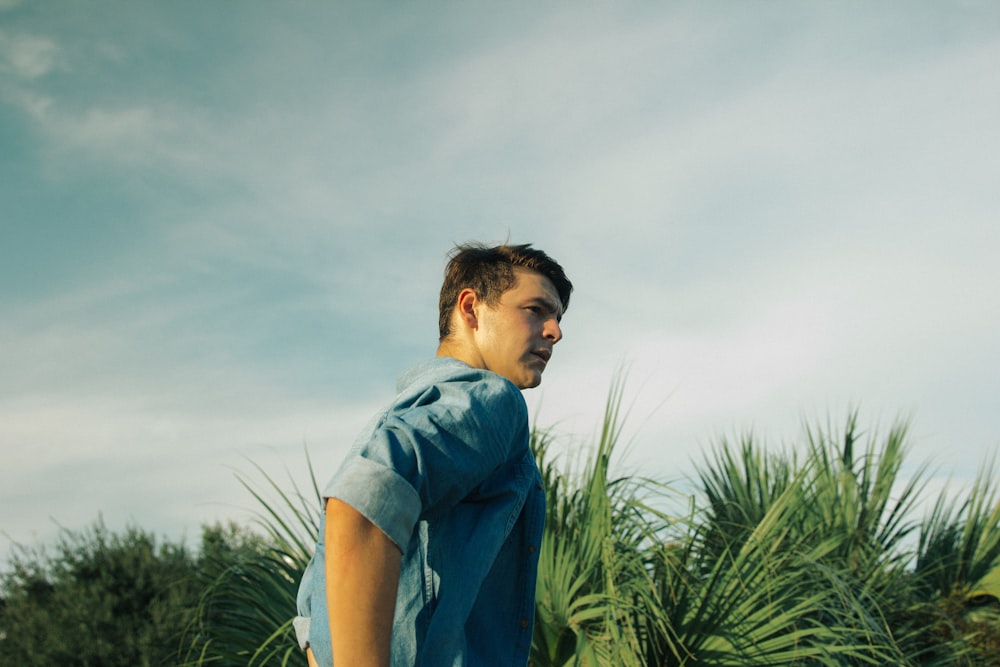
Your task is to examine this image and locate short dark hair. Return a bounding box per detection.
[438,243,573,340]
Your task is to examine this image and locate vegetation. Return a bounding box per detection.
[3,383,999,665]
[0,520,265,666]
[179,459,320,667]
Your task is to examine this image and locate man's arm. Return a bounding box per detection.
[324,497,402,667]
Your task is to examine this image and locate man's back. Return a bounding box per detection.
[295,358,544,665]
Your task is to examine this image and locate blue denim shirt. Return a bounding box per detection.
[295,357,546,666]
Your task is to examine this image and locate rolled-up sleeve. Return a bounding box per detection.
[324,456,422,550]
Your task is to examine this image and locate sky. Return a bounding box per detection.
[2,1,999,553]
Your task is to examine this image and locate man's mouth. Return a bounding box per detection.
[533,349,552,363]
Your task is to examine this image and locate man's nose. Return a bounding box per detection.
[545,318,562,343]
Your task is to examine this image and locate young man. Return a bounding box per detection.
[294,243,572,666]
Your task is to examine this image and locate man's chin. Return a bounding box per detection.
[518,373,543,390]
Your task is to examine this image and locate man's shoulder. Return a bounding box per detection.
[397,357,514,392]
[396,357,526,416]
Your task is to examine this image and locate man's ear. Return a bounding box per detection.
[455,288,480,331]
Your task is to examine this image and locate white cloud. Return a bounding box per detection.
[1,60,209,170]
[0,85,53,119]
[0,389,380,549]
[536,270,853,428]
[34,102,212,167]
[0,31,58,79]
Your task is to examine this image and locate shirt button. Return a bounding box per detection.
[520,618,530,629]
[528,544,537,553]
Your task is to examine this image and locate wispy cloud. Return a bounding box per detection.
[0,30,57,79]
[0,390,376,547]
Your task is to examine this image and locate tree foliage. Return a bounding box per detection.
[0,520,264,667]
[4,387,1000,666]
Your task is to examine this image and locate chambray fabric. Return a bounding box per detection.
[294,357,546,666]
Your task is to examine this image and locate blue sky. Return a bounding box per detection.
[2,1,999,550]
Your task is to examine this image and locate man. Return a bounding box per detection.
[294,242,572,666]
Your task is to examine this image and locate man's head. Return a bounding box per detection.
[437,243,573,389]
[438,243,572,340]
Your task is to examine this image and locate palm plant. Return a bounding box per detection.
[661,415,931,665]
[797,416,927,662]
[694,434,796,570]
[655,470,905,665]
[181,457,321,667]
[916,454,1000,598]
[531,376,677,666]
[532,392,908,664]
[904,454,1000,664]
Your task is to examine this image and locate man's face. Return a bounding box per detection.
[473,268,564,389]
